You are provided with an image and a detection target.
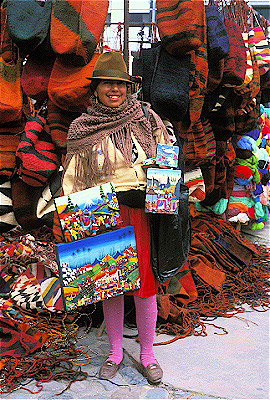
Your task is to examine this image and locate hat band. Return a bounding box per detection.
[92,69,130,80]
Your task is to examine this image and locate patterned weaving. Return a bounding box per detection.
[50,0,109,65]
[156,0,205,56]
[16,114,59,187]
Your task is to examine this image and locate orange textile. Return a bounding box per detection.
[48,53,99,112]
[156,0,205,56]
[50,0,109,65]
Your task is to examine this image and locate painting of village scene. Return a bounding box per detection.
[145,168,182,214]
[55,226,140,310]
[54,182,122,243]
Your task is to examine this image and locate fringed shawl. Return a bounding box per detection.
[64,94,169,189]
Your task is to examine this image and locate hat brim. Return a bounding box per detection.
[86,69,133,83]
[86,76,133,83]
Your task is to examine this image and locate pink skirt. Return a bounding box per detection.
[119,204,158,298]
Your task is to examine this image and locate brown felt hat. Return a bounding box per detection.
[86,51,132,83]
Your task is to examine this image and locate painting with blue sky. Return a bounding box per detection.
[54,182,122,242]
[55,226,140,309]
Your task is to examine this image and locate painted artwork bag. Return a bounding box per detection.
[54,182,122,243]
[147,139,191,283]
[55,226,140,311]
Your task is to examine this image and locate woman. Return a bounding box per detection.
[62,51,171,384]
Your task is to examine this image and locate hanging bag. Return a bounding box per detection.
[149,46,191,122]
[48,52,100,112]
[222,16,247,86]
[50,0,109,66]
[156,0,205,57]
[0,55,23,124]
[0,1,23,124]
[21,53,56,103]
[149,137,191,283]
[6,0,53,56]
[15,111,59,187]
[132,45,191,123]
[248,20,270,76]
[205,1,230,61]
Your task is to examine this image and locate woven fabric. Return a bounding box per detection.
[156,0,205,57]
[0,134,21,178]
[132,46,191,123]
[249,25,270,75]
[10,262,63,312]
[6,0,52,55]
[188,42,208,124]
[0,308,49,357]
[47,99,81,153]
[235,93,261,136]
[48,52,99,112]
[208,88,236,141]
[182,120,209,164]
[50,0,109,65]
[242,32,253,85]
[149,46,191,122]
[200,140,235,206]
[0,179,18,233]
[21,54,55,102]
[16,114,59,187]
[11,169,61,231]
[183,119,216,170]
[222,18,247,86]
[0,55,23,124]
[207,58,225,92]
[205,4,230,61]
[178,42,208,164]
[0,1,13,62]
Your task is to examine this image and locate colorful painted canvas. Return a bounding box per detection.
[156,144,179,168]
[145,168,182,214]
[54,182,122,243]
[55,226,140,311]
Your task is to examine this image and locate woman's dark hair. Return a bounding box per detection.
[89,79,102,95]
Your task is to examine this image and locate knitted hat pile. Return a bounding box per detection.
[195,198,228,215]
[262,118,270,136]
[236,136,257,152]
[236,155,261,184]
[234,177,253,185]
[244,128,260,141]
[253,182,264,197]
[234,164,253,180]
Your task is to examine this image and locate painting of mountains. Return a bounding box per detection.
[55,226,140,310]
[54,182,122,242]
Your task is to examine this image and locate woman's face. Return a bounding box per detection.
[94,80,127,108]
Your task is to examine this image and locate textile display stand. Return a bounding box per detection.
[0,0,270,394]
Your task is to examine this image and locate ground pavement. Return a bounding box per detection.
[2,223,269,400]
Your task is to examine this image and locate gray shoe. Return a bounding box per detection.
[143,363,163,384]
[99,360,121,380]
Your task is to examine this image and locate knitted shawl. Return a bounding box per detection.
[64,94,168,189]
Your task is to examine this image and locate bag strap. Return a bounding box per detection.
[141,103,149,120]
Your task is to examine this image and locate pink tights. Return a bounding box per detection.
[102,294,158,367]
